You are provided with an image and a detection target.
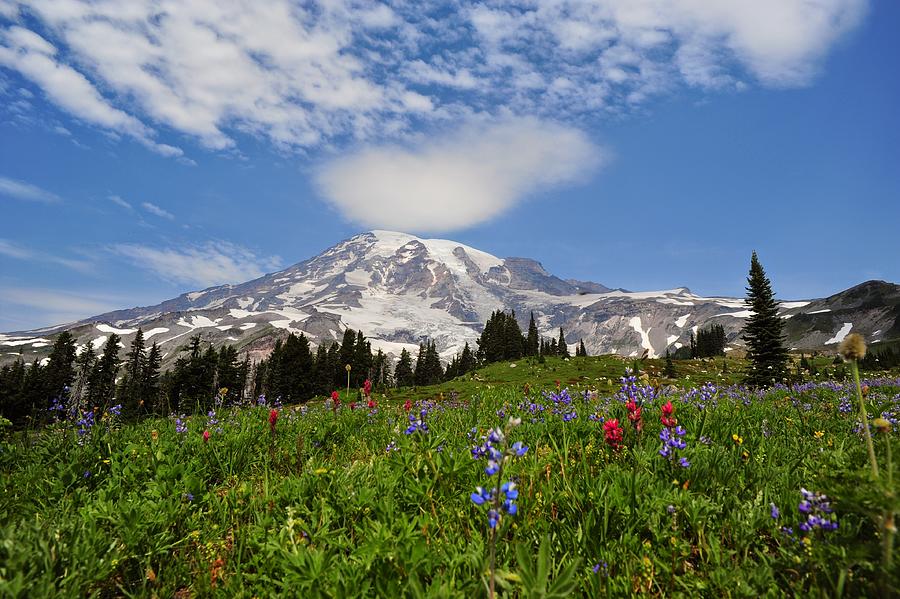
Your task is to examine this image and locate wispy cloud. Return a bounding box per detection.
[109,194,132,210]
[140,201,175,220]
[0,286,132,331]
[0,174,61,203]
[317,117,603,233]
[110,241,282,287]
[0,0,867,153]
[0,238,94,273]
[0,26,183,158]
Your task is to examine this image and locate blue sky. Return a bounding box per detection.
[1,0,898,331]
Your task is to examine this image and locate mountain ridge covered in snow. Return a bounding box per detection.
[2,231,898,367]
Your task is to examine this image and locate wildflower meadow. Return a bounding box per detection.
[1,358,898,597]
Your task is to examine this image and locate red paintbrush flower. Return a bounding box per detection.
[363,379,372,398]
[403,399,412,412]
[660,401,677,428]
[269,408,278,434]
[625,399,643,431]
[603,419,623,449]
[202,430,210,443]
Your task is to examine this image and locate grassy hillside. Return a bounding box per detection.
[1,355,898,597]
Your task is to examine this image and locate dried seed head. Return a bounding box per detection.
[838,333,867,362]
[872,418,891,433]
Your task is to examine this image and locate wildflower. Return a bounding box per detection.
[184,492,194,502]
[603,419,624,450]
[838,333,866,361]
[202,430,210,443]
[269,409,278,434]
[814,430,824,439]
[175,415,188,435]
[667,504,676,515]
[330,391,340,410]
[471,482,518,528]
[403,399,412,412]
[659,426,690,468]
[770,503,780,519]
[592,562,609,577]
[385,440,399,453]
[732,434,743,446]
[797,488,838,533]
[151,430,159,442]
[83,470,91,478]
[108,404,122,417]
[363,379,372,398]
[625,399,643,431]
[660,400,677,428]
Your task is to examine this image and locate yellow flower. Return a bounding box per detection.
[313,468,328,475]
[732,434,743,445]
[814,431,824,439]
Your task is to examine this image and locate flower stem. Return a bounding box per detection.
[850,360,879,479]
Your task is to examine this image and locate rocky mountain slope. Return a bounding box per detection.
[2,231,897,368]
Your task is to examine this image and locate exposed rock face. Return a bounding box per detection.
[2,231,897,367]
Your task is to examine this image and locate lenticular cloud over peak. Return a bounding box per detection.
[315,118,604,233]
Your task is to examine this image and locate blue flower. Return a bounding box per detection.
[770,503,780,519]
[510,441,528,457]
[470,487,492,505]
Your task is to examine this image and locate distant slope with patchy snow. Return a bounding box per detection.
[2,232,897,367]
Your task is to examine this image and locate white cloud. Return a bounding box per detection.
[0,0,867,155]
[0,174,61,203]
[316,117,603,233]
[0,26,183,157]
[0,286,127,330]
[141,201,174,220]
[0,238,94,272]
[109,194,132,210]
[110,241,282,287]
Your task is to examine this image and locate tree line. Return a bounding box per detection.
[476,310,585,363]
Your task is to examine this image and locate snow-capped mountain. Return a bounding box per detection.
[2,231,898,367]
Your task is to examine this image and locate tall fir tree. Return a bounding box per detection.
[121,329,146,419]
[141,342,162,414]
[70,343,95,413]
[414,343,427,386]
[90,334,121,411]
[395,348,415,388]
[557,328,569,358]
[526,312,539,357]
[45,331,77,404]
[742,251,789,387]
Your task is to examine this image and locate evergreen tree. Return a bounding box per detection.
[0,359,27,425]
[141,342,162,414]
[665,350,677,378]
[45,331,77,404]
[414,343,427,386]
[549,338,558,356]
[395,348,415,388]
[526,312,539,357]
[459,342,477,375]
[578,339,587,357]
[423,341,443,385]
[339,328,356,373]
[313,343,332,396]
[70,344,95,413]
[121,329,146,419]
[91,334,121,411]
[742,251,789,387]
[557,328,569,357]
